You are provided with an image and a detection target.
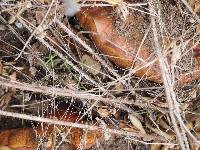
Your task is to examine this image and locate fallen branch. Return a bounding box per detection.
[0,109,164,141]
[149,1,190,149]
[0,77,132,105]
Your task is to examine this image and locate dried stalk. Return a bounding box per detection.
[15,0,56,60]
[0,15,51,73]
[44,34,116,81]
[56,19,120,78]
[0,109,164,141]
[180,0,200,23]
[148,1,190,149]
[38,37,101,87]
[0,77,133,105]
[0,76,168,114]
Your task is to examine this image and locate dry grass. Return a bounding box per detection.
[0,0,200,149]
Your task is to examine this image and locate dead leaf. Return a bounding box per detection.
[171,42,181,66]
[150,144,161,150]
[81,54,101,75]
[36,0,49,4]
[76,7,163,83]
[188,0,200,13]
[157,117,170,131]
[0,112,102,150]
[77,7,200,84]
[0,61,3,75]
[0,128,37,149]
[161,145,169,150]
[0,92,13,110]
[71,128,103,149]
[45,108,103,149]
[128,114,146,134]
[97,107,111,118]
[0,146,12,150]
[147,124,174,141]
[113,83,124,94]
[105,0,123,5]
[35,10,46,24]
[118,122,139,132]
[197,25,200,34]
[0,104,104,150]
[76,7,134,68]
[9,129,37,149]
[9,72,16,81]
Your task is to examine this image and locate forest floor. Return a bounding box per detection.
[0,0,200,150]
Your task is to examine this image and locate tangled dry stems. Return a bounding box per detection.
[0,0,200,149]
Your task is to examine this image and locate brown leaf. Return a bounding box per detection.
[0,93,13,110]
[36,0,49,4]
[71,128,103,150]
[0,128,37,149]
[97,107,111,118]
[9,72,16,81]
[43,112,103,149]
[188,0,200,13]
[76,7,200,84]
[0,72,16,109]
[76,7,163,83]
[0,146,11,150]
[197,25,200,34]
[0,107,103,150]
[128,114,146,134]
[147,125,174,141]
[150,144,162,150]
[0,61,3,75]
[76,7,134,68]
[106,0,123,5]
[112,83,124,94]
[8,129,37,149]
[81,54,101,75]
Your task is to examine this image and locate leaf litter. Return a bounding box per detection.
[0,0,200,149]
